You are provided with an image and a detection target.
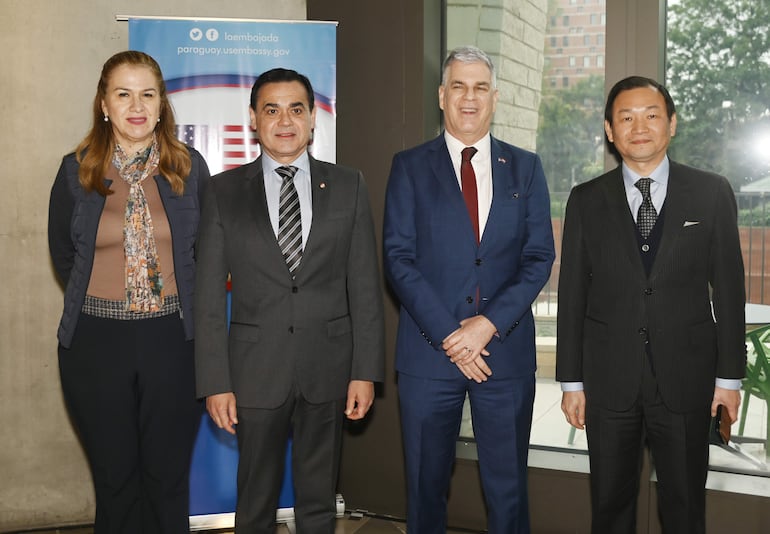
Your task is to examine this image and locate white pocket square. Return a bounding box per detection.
[683,221,700,227]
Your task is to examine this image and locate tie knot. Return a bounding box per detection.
[462,146,477,163]
[635,177,652,198]
[276,165,298,181]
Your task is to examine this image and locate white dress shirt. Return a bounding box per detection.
[444,131,493,239]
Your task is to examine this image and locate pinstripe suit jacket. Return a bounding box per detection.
[556,161,746,412]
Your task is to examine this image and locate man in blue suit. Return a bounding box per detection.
[383,46,555,533]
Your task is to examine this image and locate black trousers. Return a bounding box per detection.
[586,357,711,534]
[59,312,202,534]
[234,389,345,534]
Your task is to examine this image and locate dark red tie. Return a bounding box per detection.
[461,146,480,243]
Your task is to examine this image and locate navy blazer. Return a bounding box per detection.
[383,134,555,379]
[48,148,210,347]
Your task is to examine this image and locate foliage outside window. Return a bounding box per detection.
[666,0,770,193]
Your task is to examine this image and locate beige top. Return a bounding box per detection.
[87,165,178,300]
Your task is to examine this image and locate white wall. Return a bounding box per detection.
[0,1,304,530]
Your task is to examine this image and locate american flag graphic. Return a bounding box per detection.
[176,124,259,173]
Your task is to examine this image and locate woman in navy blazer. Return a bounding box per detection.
[48,51,209,533]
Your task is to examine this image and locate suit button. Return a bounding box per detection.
[641,244,650,252]
[466,296,473,303]
[645,287,653,295]
[292,286,298,293]
[475,258,482,266]
[638,327,647,335]
[288,326,294,333]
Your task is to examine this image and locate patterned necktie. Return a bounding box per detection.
[276,165,302,275]
[635,177,657,239]
[461,147,480,243]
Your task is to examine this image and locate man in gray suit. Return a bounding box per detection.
[556,76,746,533]
[194,68,385,533]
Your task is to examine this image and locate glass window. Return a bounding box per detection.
[444,0,770,482]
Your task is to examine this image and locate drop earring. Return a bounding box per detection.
[103,115,109,122]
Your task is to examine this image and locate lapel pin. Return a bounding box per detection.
[498,157,507,164]
[513,192,519,198]
[319,182,326,189]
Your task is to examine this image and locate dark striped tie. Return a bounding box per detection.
[276,165,302,275]
[635,177,657,239]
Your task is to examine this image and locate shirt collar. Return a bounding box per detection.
[622,155,670,190]
[444,130,491,162]
[262,151,311,180]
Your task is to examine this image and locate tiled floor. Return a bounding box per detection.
[11,512,480,533]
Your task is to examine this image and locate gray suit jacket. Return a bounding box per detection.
[194,155,385,408]
[556,160,746,413]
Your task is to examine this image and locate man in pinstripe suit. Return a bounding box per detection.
[557,76,746,533]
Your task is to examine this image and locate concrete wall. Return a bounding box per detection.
[0,1,304,530]
[446,0,548,150]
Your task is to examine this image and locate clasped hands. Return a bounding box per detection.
[442,315,496,383]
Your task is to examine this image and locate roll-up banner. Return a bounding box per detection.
[128,17,337,529]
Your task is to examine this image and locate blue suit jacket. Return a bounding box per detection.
[383,134,555,379]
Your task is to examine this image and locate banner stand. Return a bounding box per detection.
[189,497,345,533]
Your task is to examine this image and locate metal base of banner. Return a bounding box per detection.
[189,494,345,532]
[189,512,235,531]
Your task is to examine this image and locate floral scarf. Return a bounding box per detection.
[112,135,163,312]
